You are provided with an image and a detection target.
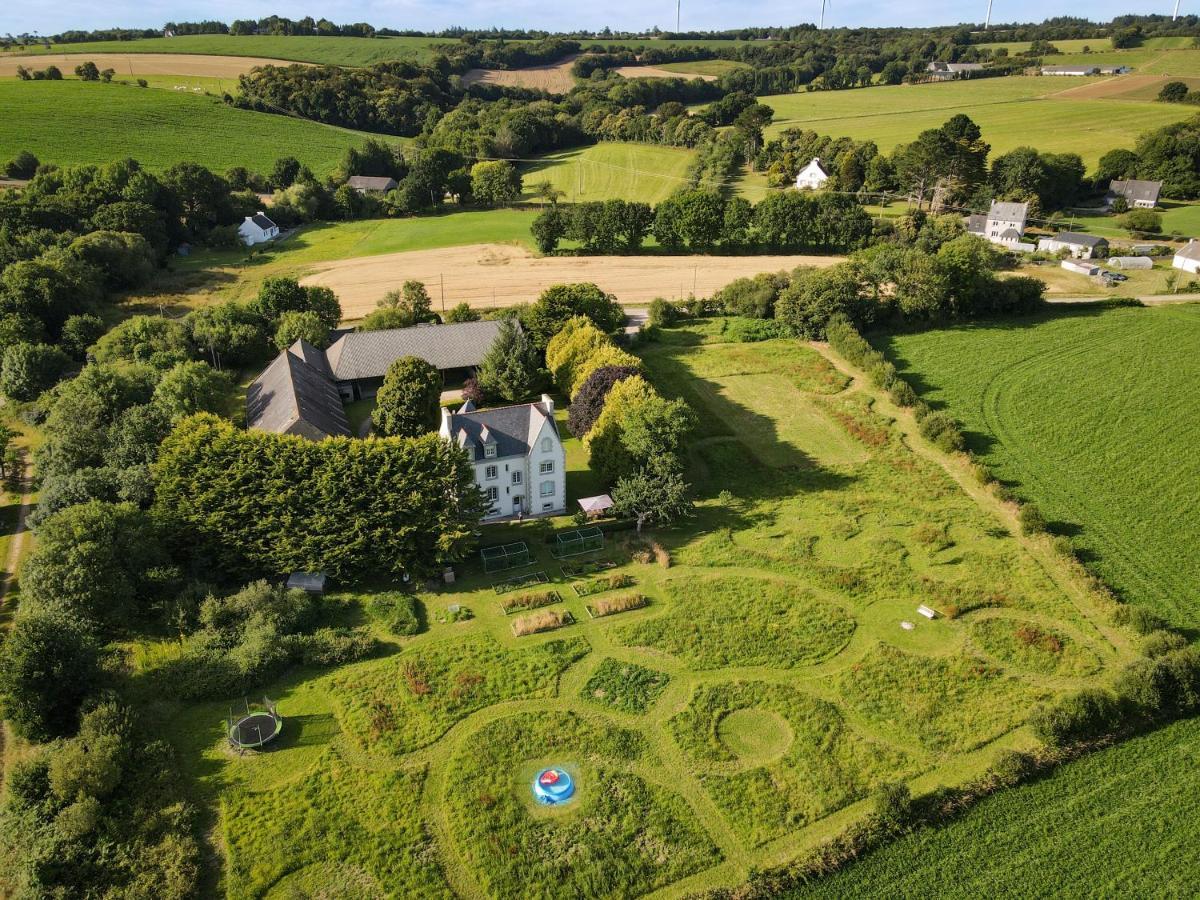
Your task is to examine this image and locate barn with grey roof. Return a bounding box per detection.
[245,340,351,440]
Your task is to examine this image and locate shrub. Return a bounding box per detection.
[917,410,965,453]
[888,380,917,406]
[1112,604,1169,636]
[725,317,788,343]
[647,298,679,328]
[1028,687,1122,747]
[0,611,100,741]
[511,608,573,636]
[1017,503,1048,535]
[292,627,378,666]
[367,592,423,636]
[4,150,39,180]
[1140,629,1188,658]
[590,593,648,617]
[872,782,915,833]
[989,749,1037,787]
[372,356,442,437]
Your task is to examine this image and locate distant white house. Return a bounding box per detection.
[795,158,830,191]
[967,200,1035,252]
[1173,240,1200,275]
[926,61,984,80]
[238,212,279,246]
[1037,232,1108,259]
[1041,65,1099,76]
[439,396,567,520]
[1061,259,1100,276]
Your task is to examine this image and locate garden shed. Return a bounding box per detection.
[286,572,327,594]
[578,494,614,520]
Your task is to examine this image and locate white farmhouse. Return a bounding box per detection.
[440,396,567,520]
[238,212,279,246]
[1173,240,1200,275]
[794,158,830,191]
[966,200,1035,252]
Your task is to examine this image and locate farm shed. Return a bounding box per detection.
[1108,256,1154,270]
[1062,259,1101,276]
[1173,240,1200,275]
[1037,232,1108,259]
[345,175,398,193]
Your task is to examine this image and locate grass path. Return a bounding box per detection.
[0,451,31,613]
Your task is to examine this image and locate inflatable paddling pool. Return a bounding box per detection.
[532,767,576,805]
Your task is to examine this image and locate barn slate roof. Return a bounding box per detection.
[988,201,1029,222]
[1109,179,1162,206]
[324,320,503,381]
[1048,232,1108,248]
[245,340,350,439]
[346,175,398,192]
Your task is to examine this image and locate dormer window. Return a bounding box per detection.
[484,444,497,459]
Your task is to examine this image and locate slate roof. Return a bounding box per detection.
[324,320,503,381]
[249,212,277,231]
[988,201,1029,222]
[1176,241,1200,262]
[346,175,398,192]
[1109,179,1162,206]
[998,228,1023,241]
[927,61,984,72]
[245,340,351,439]
[1047,232,1108,248]
[965,214,986,234]
[445,400,557,462]
[1041,65,1097,74]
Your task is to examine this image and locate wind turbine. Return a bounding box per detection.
[820,0,830,29]
[1172,0,1181,20]
[985,0,994,29]
[676,0,681,32]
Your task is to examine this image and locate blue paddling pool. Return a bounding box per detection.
[532,767,575,805]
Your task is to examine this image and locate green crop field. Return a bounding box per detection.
[754,76,1197,169]
[0,80,394,174]
[520,142,698,204]
[142,321,1136,896]
[880,303,1200,627]
[788,715,1200,897]
[0,34,454,66]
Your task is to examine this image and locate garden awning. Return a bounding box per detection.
[578,494,614,515]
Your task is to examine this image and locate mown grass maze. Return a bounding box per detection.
[181,320,1134,896]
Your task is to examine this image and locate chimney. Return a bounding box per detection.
[540,394,555,417]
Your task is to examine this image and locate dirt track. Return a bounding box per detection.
[299,243,842,316]
[0,53,301,78]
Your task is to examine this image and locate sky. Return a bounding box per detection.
[8,1,1179,38]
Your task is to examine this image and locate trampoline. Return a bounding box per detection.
[228,698,283,751]
[532,767,576,805]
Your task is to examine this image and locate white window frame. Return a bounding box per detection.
[485,487,499,502]
[511,471,522,485]
[539,460,554,474]
[484,444,497,459]
[485,465,498,480]
[540,480,555,497]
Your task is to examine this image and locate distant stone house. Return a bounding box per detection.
[1173,240,1200,275]
[246,320,505,439]
[975,200,1034,251]
[794,158,830,191]
[324,320,504,401]
[1037,232,1109,259]
[345,175,399,194]
[238,212,279,246]
[245,339,352,440]
[440,397,567,519]
[1107,179,1162,210]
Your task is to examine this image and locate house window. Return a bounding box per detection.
[539,461,554,474]
[486,487,499,502]
[485,465,498,480]
[511,471,522,486]
[540,480,555,497]
[541,437,552,453]
[484,444,497,459]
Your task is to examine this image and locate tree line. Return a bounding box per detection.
[531,190,874,255]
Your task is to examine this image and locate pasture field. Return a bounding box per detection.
[788,715,1200,898]
[520,142,699,203]
[881,303,1200,627]
[0,34,454,66]
[754,76,1196,169]
[0,80,395,174]
[1064,200,1200,240]
[0,51,288,80]
[657,59,750,76]
[144,322,1131,896]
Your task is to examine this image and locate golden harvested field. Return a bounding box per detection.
[461,57,578,94]
[1046,74,1197,101]
[299,243,840,315]
[0,52,301,79]
[612,65,718,82]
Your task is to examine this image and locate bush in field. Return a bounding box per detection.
[1117,208,1162,237]
[1017,503,1048,535]
[872,782,915,833]
[1112,604,1168,635]
[648,298,680,328]
[915,408,965,453]
[367,592,423,635]
[1028,687,1122,747]
[714,271,790,319]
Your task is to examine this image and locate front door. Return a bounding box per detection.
[512,496,523,515]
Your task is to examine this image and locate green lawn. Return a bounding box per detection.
[1062,200,1200,240]
[881,304,1200,627]
[0,80,395,174]
[0,34,455,66]
[788,716,1200,898]
[754,76,1196,169]
[149,320,1132,897]
[521,142,698,204]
